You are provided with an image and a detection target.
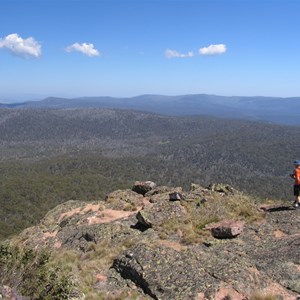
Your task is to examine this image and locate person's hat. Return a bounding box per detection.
[294,160,300,165]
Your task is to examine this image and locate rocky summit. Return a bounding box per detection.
[0,181,299,300]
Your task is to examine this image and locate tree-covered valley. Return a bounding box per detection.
[0,108,298,239]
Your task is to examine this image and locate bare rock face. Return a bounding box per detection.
[132,181,157,196]
[113,243,217,300]
[205,220,245,239]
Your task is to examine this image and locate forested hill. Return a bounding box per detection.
[0,108,298,238]
[1,94,300,125]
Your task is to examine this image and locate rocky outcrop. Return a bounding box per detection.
[113,243,217,300]
[113,208,300,299]
[104,189,145,210]
[1,182,299,300]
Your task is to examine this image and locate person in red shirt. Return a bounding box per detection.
[290,160,300,208]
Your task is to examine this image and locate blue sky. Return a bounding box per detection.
[0,0,300,101]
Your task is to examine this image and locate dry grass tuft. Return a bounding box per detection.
[49,238,137,299]
[158,189,263,244]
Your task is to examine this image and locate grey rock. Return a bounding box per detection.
[135,200,186,229]
[132,181,157,196]
[169,192,183,201]
[113,243,216,300]
[205,220,245,239]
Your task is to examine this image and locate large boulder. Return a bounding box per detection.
[132,181,157,196]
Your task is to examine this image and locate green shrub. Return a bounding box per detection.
[0,242,76,299]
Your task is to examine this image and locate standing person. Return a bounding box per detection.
[290,160,300,208]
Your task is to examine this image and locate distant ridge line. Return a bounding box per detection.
[1,94,300,125]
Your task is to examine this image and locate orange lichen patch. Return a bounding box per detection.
[215,284,245,300]
[86,209,136,225]
[274,229,287,239]
[158,239,187,252]
[256,283,296,300]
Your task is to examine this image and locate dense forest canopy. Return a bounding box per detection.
[0,108,298,239]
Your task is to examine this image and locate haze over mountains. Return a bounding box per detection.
[1,94,300,125]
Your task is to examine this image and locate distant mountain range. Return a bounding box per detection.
[1,94,300,125]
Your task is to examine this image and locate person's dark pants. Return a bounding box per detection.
[294,184,300,197]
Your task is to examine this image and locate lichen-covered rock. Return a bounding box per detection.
[245,209,300,294]
[105,189,145,210]
[148,187,183,203]
[145,186,182,197]
[135,200,186,228]
[183,185,210,202]
[113,243,218,300]
[136,210,153,228]
[132,181,157,196]
[205,220,245,239]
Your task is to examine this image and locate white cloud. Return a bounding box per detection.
[199,44,227,55]
[165,49,194,58]
[65,42,100,57]
[0,33,41,58]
